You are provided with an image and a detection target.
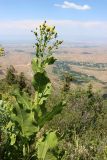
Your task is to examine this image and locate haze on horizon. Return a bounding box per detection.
[0,0,107,44]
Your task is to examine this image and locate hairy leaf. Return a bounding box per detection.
[37,131,58,159]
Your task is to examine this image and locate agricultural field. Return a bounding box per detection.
[1,43,107,92]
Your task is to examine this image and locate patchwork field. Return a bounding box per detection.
[0,43,107,91]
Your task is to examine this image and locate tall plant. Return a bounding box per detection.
[0,21,64,160]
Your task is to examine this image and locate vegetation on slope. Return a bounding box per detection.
[0,22,107,160]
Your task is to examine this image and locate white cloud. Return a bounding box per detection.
[54,1,91,10]
[0,20,107,42]
[0,20,106,31]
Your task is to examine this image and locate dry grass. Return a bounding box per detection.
[0,44,107,91]
[56,46,107,63]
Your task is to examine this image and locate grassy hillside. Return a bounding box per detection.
[1,23,107,160]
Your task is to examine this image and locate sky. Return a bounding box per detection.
[0,0,107,43]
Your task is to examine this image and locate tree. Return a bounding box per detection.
[6,65,17,85]
[18,72,27,91]
[63,72,73,92]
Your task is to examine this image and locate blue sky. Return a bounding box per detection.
[0,0,107,43]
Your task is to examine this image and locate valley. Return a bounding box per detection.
[0,42,107,92]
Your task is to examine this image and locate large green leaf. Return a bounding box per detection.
[43,56,56,66]
[32,58,43,73]
[11,104,38,138]
[34,83,51,107]
[13,91,32,110]
[37,131,58,160]
[31,56,56,74]
[11,92,38,138]
[32,72,50,91]
[38,102,65,127]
